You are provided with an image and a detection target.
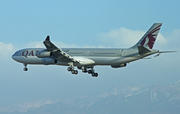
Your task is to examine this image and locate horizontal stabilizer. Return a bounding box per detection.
[158,51,177,53]
[142,51,176,59]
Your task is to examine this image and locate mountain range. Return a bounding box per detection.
[1,80,180,114]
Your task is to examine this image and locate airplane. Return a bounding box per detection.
[12,23,174,77]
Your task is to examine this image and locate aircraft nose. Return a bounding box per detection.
[12,54,16,60]
[12,51,21,62]
[12,53,17,61]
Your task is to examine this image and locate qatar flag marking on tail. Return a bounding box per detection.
[140,24,161,49]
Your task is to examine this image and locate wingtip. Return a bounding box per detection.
[154,23,162,26]
[45,35,50,41]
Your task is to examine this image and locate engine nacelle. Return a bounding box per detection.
[41,58,57,65]
[37,51,52,58]
[111,63,127,68]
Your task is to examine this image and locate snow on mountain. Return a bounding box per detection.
[170,80,180,87]
[1,81,180,114]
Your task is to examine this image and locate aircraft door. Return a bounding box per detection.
[86,51,90,56]
[121,50,127,56]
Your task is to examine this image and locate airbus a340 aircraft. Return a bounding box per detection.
[12,23,173,77]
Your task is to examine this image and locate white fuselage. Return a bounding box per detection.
[12,48,157,67]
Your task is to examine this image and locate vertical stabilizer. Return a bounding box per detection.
[131,23,162,49]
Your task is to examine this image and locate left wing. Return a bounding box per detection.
[43,36,79,63]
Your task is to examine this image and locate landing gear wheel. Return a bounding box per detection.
[88,70,92,74]
[74,70,78,75]
[95,73,98,77]
[23,68,28,71]
[67,67,71,71]
[71,70,75,74]
[67,67,74,71]
[82,69,87,73]
[92,73,98,77]
[23,64,28,71]
[92,73,95,77]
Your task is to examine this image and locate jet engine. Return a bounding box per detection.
[37,51,53,58]
[111,63,127,68]
[41,58,57,65]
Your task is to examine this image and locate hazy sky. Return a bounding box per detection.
[0,0,180,109]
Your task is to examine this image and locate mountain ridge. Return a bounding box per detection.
[1,80,180,114]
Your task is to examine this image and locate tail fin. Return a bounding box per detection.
[131,23,162,49]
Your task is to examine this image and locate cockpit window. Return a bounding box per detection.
[13,51,21,56]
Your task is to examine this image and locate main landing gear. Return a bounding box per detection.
[68,66,98,77]
[80,67,98,77]
[23,63,28,71]
[67,66,78,75]
[88,69,98,77]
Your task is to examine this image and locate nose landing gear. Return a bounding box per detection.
[23,64,28,71]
